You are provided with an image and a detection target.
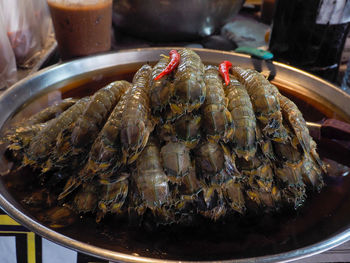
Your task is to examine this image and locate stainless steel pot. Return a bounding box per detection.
[113,0,245,41]
[0,48,350,263]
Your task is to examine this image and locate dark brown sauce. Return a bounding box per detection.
[60,71,135,99]
[1,71,350,261]
[48,0,112,60]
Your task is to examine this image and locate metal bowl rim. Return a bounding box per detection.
[0,47,350,263]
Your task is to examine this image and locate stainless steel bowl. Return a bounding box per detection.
[1,48,350,263]
[113,0,245,40]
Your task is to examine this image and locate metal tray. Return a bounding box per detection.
[0,48,350,263]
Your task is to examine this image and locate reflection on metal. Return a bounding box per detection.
[0,48,350,263]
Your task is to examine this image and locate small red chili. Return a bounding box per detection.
[154,49,180,81]
[219,60,232,86]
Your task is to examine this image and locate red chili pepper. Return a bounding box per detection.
[219,60,232,86]
[154,49,180,80]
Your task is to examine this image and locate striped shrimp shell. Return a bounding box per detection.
[24,97,90,167]
[4,121,53,162]
[158,110,202,149]
[237,153,281,211]
[272,128,307,208]
[231,67,288,142]
[202,65,233,142]
[149,55,174,113]
[277,93,325,173]
[120,64,155,164]
[58,85,133,200]
[42,81,131,174]
[2,97,76,148]
[74,85,131,185]
[71,80,131,148]
[170,49,206,115]
[130,137,171,222]
[225,75,257,160]
[9,98,77,132]
[195,141,245,217]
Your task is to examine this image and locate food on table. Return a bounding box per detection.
[2,49,325,228]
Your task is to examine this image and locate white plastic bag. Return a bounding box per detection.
[32,0,53,48]
[0,0,42,67]
[0,8,17,90]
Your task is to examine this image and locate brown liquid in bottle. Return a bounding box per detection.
[48,0,112,60]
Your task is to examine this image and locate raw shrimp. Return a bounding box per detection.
[62,89,130,197]
[130,137,171,221]
[195,141,245,217]
[237,153,281,211]
[202,65,233,142]
[149,55,174,112]
[42,81,131,174]
[273,136,307,209]
[120,64,155,164]
[8,98,76,132]
[225,76,257,160]
[231,67,288,142]
[24,97,90,167]
[96,178,129,222]
[159,111,201,148]
[278,94,325,172]
[170,49,206,115]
